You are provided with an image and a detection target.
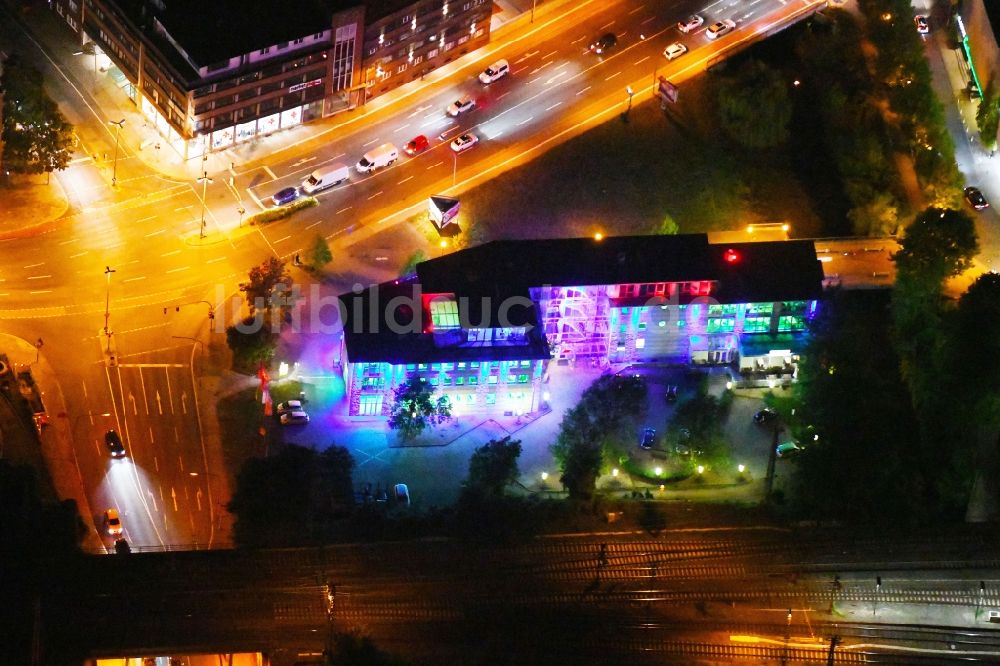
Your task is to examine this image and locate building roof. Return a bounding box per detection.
[341,234,823,364]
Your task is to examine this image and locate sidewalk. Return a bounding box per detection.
[0,174,70,238]
[0,333,104,553]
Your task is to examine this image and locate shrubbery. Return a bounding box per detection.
[246,196,318,226]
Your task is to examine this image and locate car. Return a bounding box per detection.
[705,19,736,40]
[665,385,678,402]
[753,408,778,425]
[640,427,656,450]
[404,134,429,156]
[104,508,123,536]
[271,186,300,206]
[589,32,617,54]
[276,399,303,415]
[968,81,983,100]
[450,133,479,153]
[677,15,704,33]
[663,42,688,61]
[776,441,804,458]
[915,15,929,35]
[280,410,310,425]
[479,58,509,84]
[104,429,126,458]
[446,95,476,117]
[965,186,990,210]
[394,483,411,505]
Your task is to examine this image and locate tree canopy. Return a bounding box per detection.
[388,375,452,441]
[466,436,522,496]
[716,59,792,149]
[892,207,978,285]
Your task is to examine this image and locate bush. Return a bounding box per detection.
[246,197,318,226]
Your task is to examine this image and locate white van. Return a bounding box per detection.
[356,143,399,173]
[479,58,509,84]
[301,163,349,194]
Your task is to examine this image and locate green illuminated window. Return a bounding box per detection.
[430,298,460,329]
[778,315,805,332]
[744,317,770,333]
[707,318,735,333]
[455,377,464,385]
[486,394,496,404]
[469,376,478,385]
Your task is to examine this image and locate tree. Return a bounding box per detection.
[892,207,978,286]
[401,249,427,276]
[239,257,291,315]
[466,436,522,496]
[947,273,1000,425]
[225,316,278,372]
[651,213,679,236]
[716,59,792,149]
[228,444,355,547]
[0,53,75,180]
[976,84,999,152]
[388,375,452,441]
[306,234,332,272]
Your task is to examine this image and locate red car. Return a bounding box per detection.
[404,134,429,156]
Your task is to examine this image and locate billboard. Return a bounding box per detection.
[429,195,460,230]
[657,76,679,104]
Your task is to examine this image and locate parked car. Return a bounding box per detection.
[479,58,509,84]
[104,508,123,536]
[776,441,804,458]
[914,15,929,35]
[450,133,479,153]
[105,429,126,458]
[665,385,678,402]
[276,400,302,415]
[404,134,429,156]
[753,408,778,425]
[589,32,617,54]
[394,483,411,505]
[663,42,688,61]
[640,427,656,450]
[446,95,476,117]
[677,15,704,33]
[280,410,310,425]
[271,186,300,206]
[706,19,736,40]
[964,186,990,210]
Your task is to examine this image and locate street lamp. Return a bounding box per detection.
[623,86,634,123]
[452,150,458,186]
[197,172,214,239]
[103,266,116,349]
[108,118,125,187]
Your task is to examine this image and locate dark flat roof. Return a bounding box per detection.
[342,234,823,364]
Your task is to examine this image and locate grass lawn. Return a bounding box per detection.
[216,387,269,473]
[456,21,844,244]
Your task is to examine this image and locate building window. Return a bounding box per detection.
[430,298,460,329]
[486,393,496,404]
[258,47,270,55]
[469,376,478,385]
[744,317,770,333]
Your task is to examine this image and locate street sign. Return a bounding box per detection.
[658,76,679,104]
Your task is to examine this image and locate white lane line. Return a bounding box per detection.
[59,238,78,245]
[336,206,353,214]
[398,176,414,185]
[555,62,569,70]
[529,62,552,75]
[576,86,592,95]
[628,5,643,14]
[69,251,88,258]
[29,290,52,295]
[634,56,650,65]
[174,206,189,212]
[368,191,384,200]
[161,250,181,257]
[497,92,510,101]
[362,137,379,147]
[528,76,542,85]
[263,166,277,180]
[642,15,655,24]
[165,267,190,274]
[605,71,622,81]
[24,262,44,269]
[136,215,157,223]
[272,235,291,244]
[394,123,410,133]
[145,229,166,237]
[545,102,562,111]
[542,50,557,59]
[600,21,615,30]
[27,275,52,280]
[305,220,322,229]
[428,161,444,169]
[518,117,533,125]
[122,276,147,283]
[546,71,568,84]
[206,257,226,264]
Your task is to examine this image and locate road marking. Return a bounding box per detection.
[545,102,563,111]
[206,256,226,264]
[368,191,383,200]
[488,131,504,140]
[398,175,414,185]
[362,137,379,147]
[305,220,322,229]
[555,62,569,70]
[272,235,291,243]
[27,275,52,280]
[518,117,533,125]
[542,50,557,60]
[122,276,146,283]
[263,166,277,180]
[428,161,444,169]
[23,262,44,269]
[528,76,542,85]
[497,92,510,101]
[600,21,615,30]
[576,86,592,95]
[336,206,353,214]
[546,71,568,84]
[394,123,410,132]
[605,71,622,81]
[290,156,316,168]
[59,238,78,245]
[165,266,190,274]
[135,214,157,223]
[145,229,166,237]
[641,15,655,24]
[160,250,181,257]
[28,290,51,294]
[529,62,552,75]
[522,50,539,58]
[628,5,643,14]
[634,56,650,65]
[174,206,190,212]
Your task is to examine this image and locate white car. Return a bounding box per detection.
[104,508,123,536]
[663,42,688,61]
[677,15,704,33]
[280,410,310,425]
[450,133,479,153]
[446,95,476,117]
[276,399,302,415]
[706,19,736,40]
[479,59,509,84]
